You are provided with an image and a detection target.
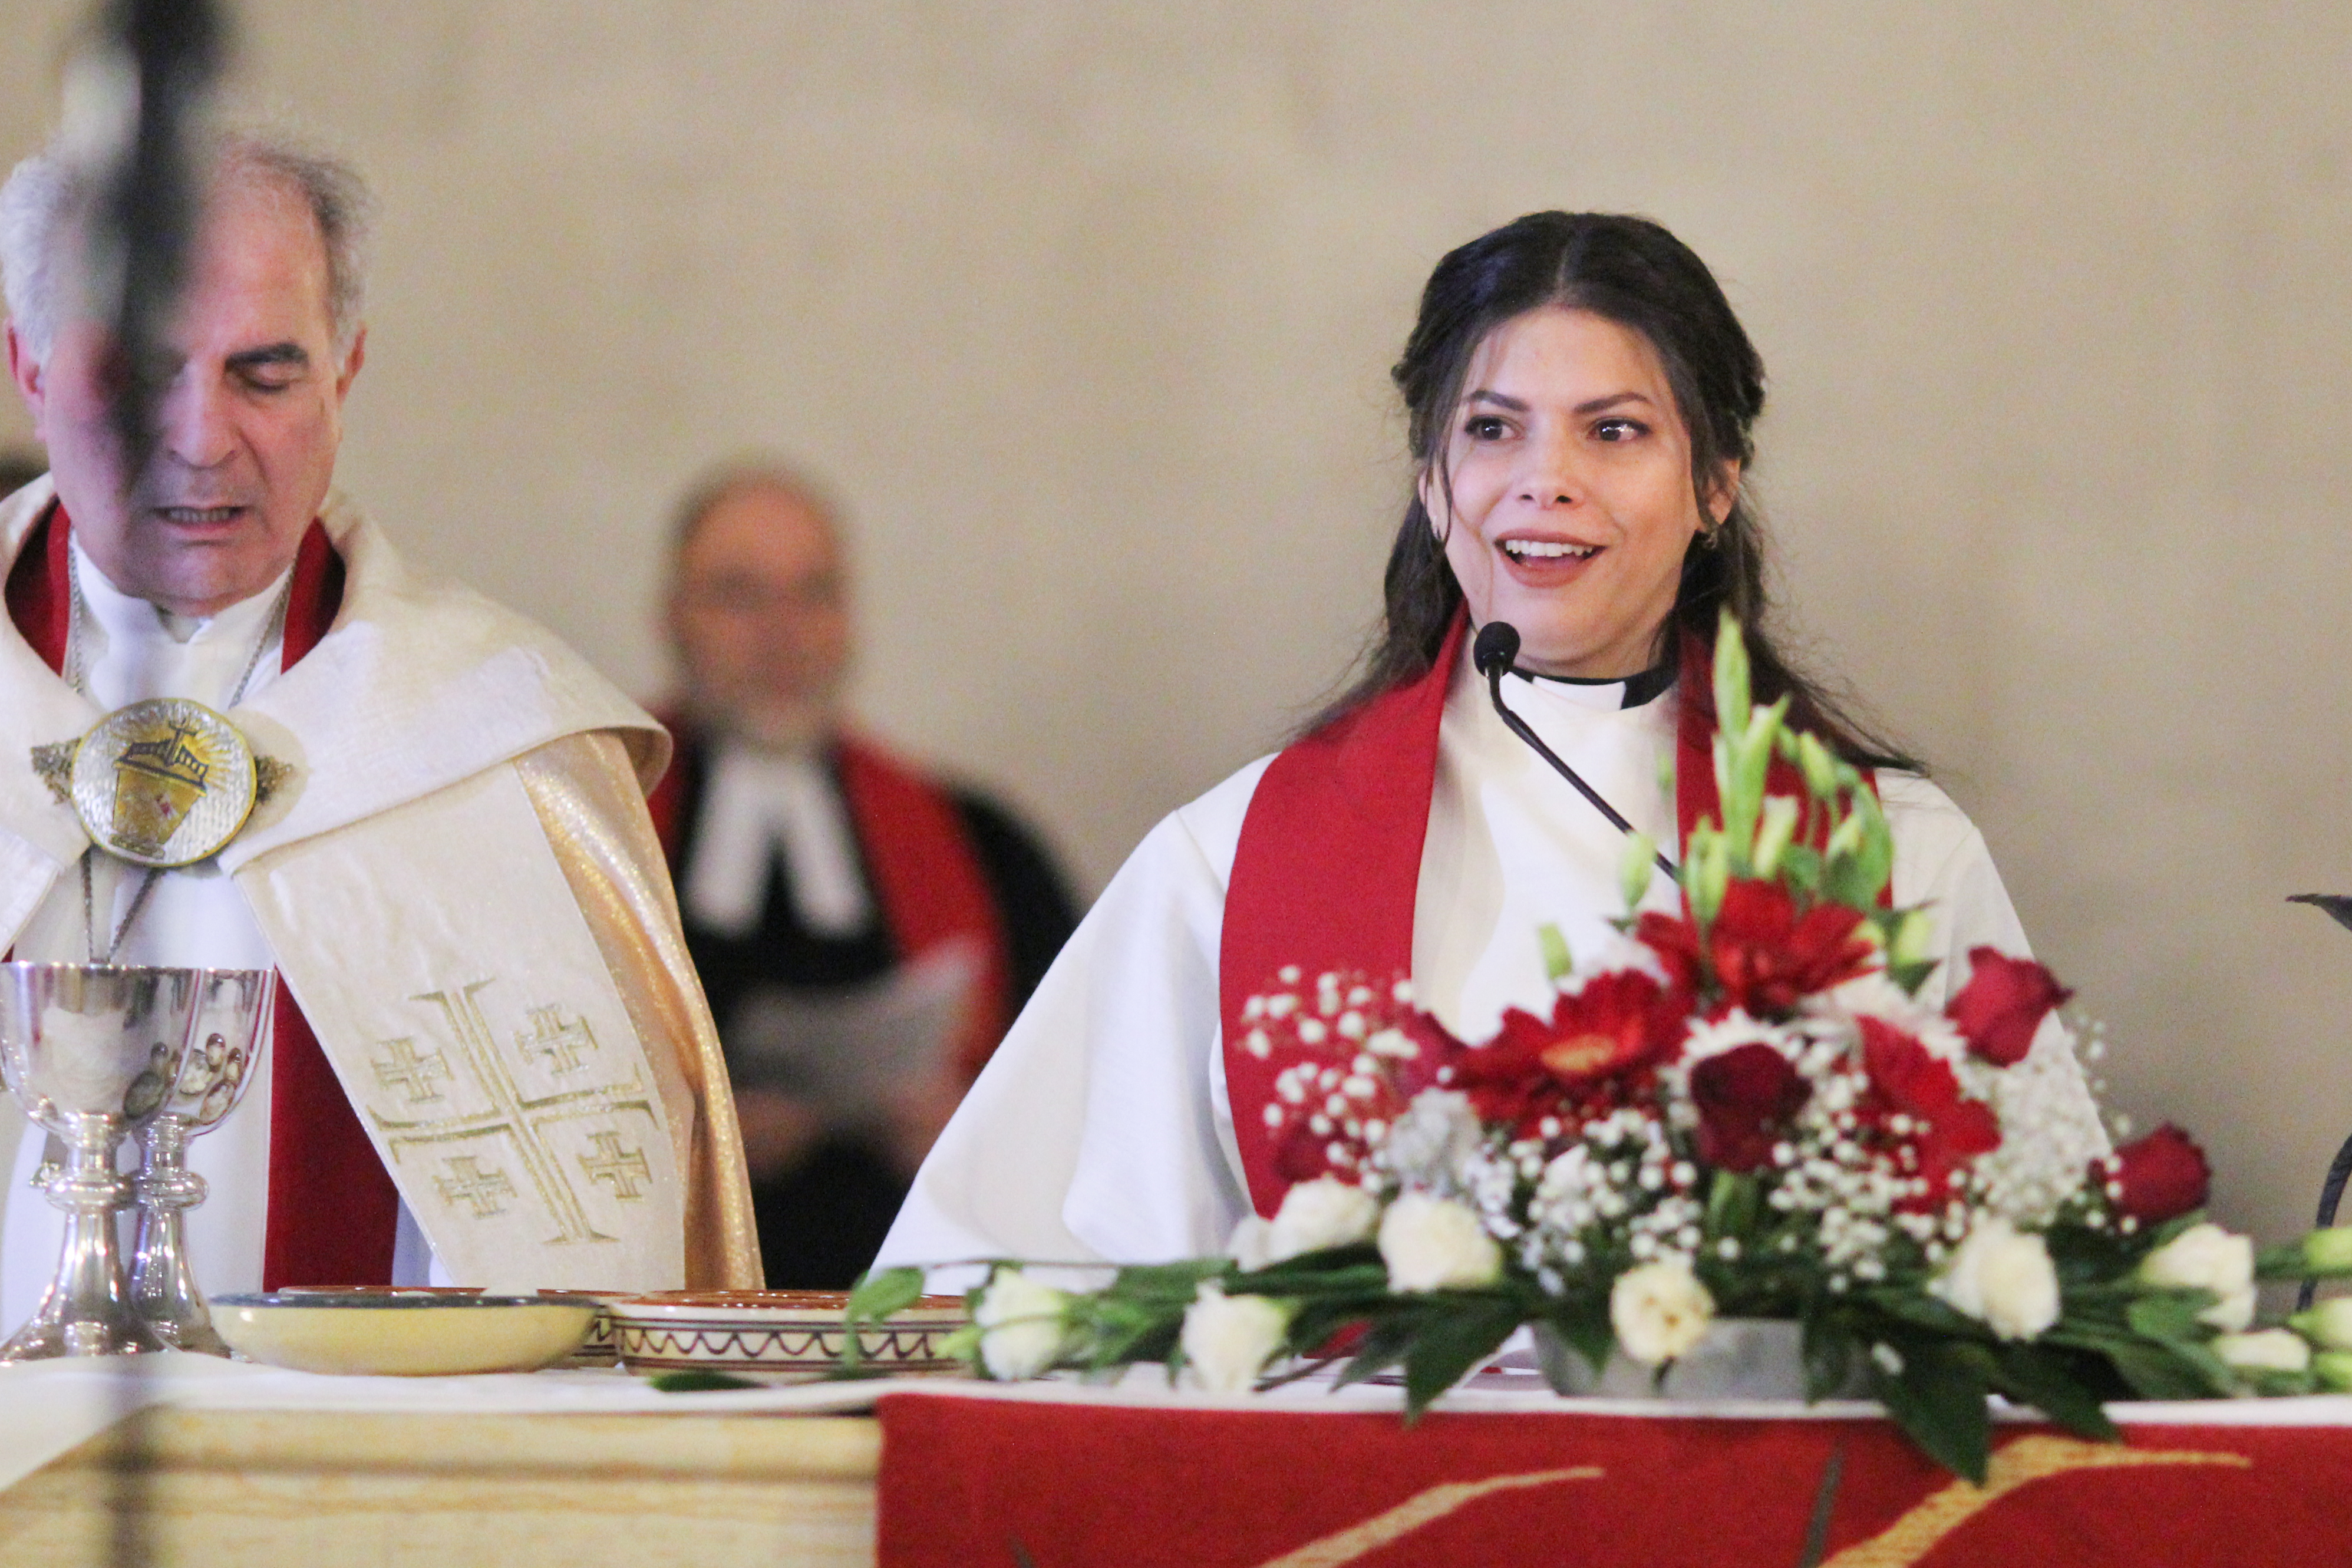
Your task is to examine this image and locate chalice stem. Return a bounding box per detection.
[130,1115,223,1354]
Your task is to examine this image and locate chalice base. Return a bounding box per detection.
[0,1120,168,1362]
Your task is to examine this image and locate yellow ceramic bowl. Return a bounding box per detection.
[612,1289,968,1382]
[211,1290,598,1376]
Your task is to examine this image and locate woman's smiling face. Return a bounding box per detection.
[1427,305,1735,679]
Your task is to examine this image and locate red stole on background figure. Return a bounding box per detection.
[647,729,1014,1081]
[1218,611,1836,1217]
[5,504,400,1286]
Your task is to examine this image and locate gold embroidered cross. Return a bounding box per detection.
[372,1037,451,1105]
[579,1129,651,1201]
[515,1005,599,1074]
[435,1156,516,1220]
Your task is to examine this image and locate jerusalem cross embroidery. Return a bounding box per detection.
[365,980,661,1245]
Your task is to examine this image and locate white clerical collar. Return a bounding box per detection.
[682,736,874,940]
[70,538,292,710]
[1503,656,1676,714]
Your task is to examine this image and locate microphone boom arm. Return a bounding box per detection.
[1474,622,1678,882]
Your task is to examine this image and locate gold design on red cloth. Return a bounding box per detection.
[1820,1434,2249,1567]
[1251,1467,1603,1567]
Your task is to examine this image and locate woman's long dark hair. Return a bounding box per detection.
[1309,211,1912,770]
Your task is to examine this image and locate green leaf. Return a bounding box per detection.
[842,1266,928,1370]
[2099,1341,2230,1401]
[1987,1343,2117,1442]
[1776,843,1825,897]
[1869,1340,1993,1484]
[1800,1314,1856,1402]
[1334,1314,1425,1389]
[1400,1299,1524,1420]
[1548,1303,1617,1380]
[846,1266,926,1322]
[2125,1289,2216,1343]
[1703,1170,1759,1242]
[1107,1259,1230,1301]
[647,1369,763,1392]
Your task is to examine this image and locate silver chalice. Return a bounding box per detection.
[0,963,202,1359]
[128,968,273,1354]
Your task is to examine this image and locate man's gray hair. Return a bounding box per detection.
[0,124,374,364]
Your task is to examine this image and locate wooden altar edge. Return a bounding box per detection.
[0,1409,882,1568]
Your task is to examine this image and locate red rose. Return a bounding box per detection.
[1858,1016,2001,1211]
[1946,948,2073,1067]
[2104,1124,2211,1223]
[1690,1042,1809,1173]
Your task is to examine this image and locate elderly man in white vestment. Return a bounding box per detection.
[0,128,760,1319]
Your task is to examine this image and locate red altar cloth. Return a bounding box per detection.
[874,1388,2352,1566]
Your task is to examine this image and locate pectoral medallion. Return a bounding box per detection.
[58,699,260,867]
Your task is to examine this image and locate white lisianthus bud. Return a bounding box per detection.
[1378,1192,1503,1292]
[972,1268,1072,1381]
[1929,1218,2061,1341]
[2302,1226,2352,1276]
[1610,1260,1715,1365]
[1228,1216,1275,1272]
[1266,1177,1380,1263]
[2290,1298,2352,1351]
[1179,1284,1293,1395]
[2138,1222,2257,1329]
[1751,795,1800,880]
[2214,1328,2311,1374]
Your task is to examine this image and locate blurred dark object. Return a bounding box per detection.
[0,448,42,496]
[2290,892,2352,1307]
[70,0,228,481]
[2288,892,2352,934]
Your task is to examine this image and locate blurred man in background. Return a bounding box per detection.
[652,462,1079,1287]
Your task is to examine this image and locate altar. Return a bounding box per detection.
[7,1358,2352,1566]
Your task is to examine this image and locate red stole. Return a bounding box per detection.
[5,505,400,1286]
[1218,613,1845,1217]
[648,728,1014,1080]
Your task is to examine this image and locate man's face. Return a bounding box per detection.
[667,483,853,749]
[7,173,364,616]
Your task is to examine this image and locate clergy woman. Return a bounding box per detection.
[875,212,2101,1276]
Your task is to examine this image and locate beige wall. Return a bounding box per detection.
[5,3,2351,1246]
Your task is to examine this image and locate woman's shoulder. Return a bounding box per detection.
[1872,766,1988,864]
[1162,752,1279,889]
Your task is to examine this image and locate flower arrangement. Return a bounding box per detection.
[849,614,2352,1481]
